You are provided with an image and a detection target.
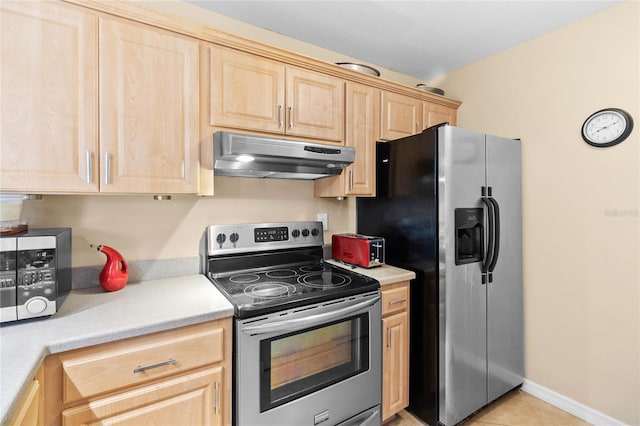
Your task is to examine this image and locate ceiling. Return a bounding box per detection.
[185,0,621,81]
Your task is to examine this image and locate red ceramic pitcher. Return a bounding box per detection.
[91,244,129,292]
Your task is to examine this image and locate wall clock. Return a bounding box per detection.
[581,108,634,147]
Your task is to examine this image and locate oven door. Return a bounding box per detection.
[235,291,382,426]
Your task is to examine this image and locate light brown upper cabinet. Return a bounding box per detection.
[0,1,99,193]
[315,82,378,197]
[0,2,200,195]
[99,18,199,194]
[208,45,344,142]
[380,91,423,141]
[423,101,457,128]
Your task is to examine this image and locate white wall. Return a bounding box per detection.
[429,2,639,424]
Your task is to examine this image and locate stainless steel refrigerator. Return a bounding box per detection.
[357,124,523,426]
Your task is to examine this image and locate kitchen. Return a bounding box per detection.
[1,1,638,426]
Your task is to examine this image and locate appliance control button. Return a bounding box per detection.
[291,229,300,238]
[311,228,319,236]
[26,297,47,314]
[229,232,239,243]
[216,233,226,245]
[302,229,310,237]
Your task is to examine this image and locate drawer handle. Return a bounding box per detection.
[133,358,176,373]
[388,298,407,305]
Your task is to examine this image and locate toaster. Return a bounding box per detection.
[332,233,385,269]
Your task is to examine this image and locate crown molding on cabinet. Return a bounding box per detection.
[62,0,460,109]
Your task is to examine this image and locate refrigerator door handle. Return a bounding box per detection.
[481,197,495,275]
[487,197,501,273]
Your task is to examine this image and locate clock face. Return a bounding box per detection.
[582,109,633,147]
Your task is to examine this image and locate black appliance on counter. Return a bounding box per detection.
[0,228,71,323]
[357,125,523,426]
[204,221,382,426]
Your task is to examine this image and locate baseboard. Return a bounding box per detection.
[521,379,627,426]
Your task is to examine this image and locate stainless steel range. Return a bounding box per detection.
[204,221,382,426]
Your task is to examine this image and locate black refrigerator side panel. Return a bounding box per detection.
[357,129,439,426]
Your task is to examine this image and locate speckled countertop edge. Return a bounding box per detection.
[0,274,233,425]
[326,260,416,285]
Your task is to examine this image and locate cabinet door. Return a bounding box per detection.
[9,376,42,426]
[314,82,377,197]
[0,1,98,193]
[382,311,409,422]
[62,367,223,426]
[424,101,457,128]
[285,66,344,142]
[209,45,286,134]
[99,18,199,194]
[380,91,422,141]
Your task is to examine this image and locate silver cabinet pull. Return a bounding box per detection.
[133,358,176,373]
[86,151,93,184]
[288,105,294,128]
[214,381,220,414]
[387,327,392,348]
[388,298,407,305]
[349,169,353,190]
[105,152,111,185]
[278,105,283,128]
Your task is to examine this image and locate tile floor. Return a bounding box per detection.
[383,390,591,426]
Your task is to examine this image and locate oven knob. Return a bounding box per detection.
[302,229,310,237]
[291,229,300,238]
[229,232,239,244]
[311,228,319,236]
[216,233,226,245]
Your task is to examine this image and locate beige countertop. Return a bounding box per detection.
[0,274,233,425]
[325,260,416,285]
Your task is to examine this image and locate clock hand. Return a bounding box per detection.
[594,120,621,133]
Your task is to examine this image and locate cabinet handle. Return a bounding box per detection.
[214,381,220,414]
[86,151,93,184]
[388,298,407,305]
[288,105,294,129]
[387,327,392,348]
[133,358,176,373]
[349,170,353,190]
[278,105,283,128]
[105,152,111,185]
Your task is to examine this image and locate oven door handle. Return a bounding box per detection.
[240,295,380,335]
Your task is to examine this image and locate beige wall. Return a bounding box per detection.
[21,178,355,267]
[429,2,639,424]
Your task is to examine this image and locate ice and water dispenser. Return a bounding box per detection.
[454,208,484,265]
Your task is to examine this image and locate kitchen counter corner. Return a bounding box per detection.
[0,274,233,425]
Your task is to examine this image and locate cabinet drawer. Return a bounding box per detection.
[60,323,224,404]
[381,284,409,316]
[62,367,223,426]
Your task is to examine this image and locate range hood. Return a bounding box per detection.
[213,132,355,180]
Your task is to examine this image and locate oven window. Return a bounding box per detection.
[259,313,369,411]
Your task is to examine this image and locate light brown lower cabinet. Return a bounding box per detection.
[381,281,410,422]
[43,318,232,426]
[9,365,44,426]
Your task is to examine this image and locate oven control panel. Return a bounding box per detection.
[254,226,288,242]
[207,221,324,255]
